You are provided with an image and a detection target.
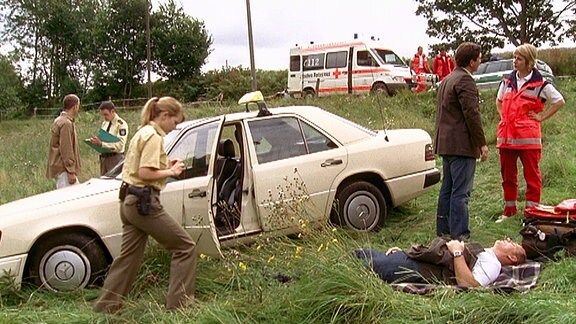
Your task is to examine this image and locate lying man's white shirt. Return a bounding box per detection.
[472,248,502,286]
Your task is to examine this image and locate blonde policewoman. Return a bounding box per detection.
[94,97,197,313]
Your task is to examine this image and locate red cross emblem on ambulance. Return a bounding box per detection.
[333,68,341,79]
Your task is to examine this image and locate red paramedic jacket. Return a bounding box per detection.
[497,69,548,150]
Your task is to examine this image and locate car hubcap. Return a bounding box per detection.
[345,191,379,230]
[40,246,91,291]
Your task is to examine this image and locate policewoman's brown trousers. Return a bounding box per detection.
[93,190,197,313]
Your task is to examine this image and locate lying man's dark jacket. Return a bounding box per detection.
[403,237,484,285]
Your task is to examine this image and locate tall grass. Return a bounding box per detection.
[1,79,576,322]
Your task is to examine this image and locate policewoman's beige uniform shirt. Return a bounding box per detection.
[122,122,168,191]
[100,114,128,153]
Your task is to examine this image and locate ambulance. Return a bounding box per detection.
[287,40,415,97]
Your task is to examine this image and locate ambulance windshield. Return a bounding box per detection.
[373,49,406,66]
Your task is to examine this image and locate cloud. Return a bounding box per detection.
[157,0,433,70]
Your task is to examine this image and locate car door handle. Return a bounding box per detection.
[321,159,343,167]
[188,189,207,198]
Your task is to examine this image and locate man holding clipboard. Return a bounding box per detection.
[87,101,128,175]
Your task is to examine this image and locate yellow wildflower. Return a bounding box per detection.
[239,262,247,271]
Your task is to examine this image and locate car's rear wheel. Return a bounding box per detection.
[303,89,315,98]
[337,181,386,232]
[27,234,109,291]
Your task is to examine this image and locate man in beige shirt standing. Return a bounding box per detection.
[89,101,128,175]
[46,94,81,189]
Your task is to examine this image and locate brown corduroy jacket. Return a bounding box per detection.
[46,112,81,178]
[434,66,487,159]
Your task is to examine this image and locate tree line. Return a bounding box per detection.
[1,0,575,119]
[415,0,576,57]
[0,0,214,116]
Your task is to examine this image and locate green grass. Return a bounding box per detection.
[1,80,576,322]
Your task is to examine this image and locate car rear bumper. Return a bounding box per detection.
[386,168,441,206]
[0,254,27,286]
[424,168,441,188]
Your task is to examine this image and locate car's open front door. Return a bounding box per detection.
[162,119,223,258]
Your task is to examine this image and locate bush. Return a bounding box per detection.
[202,66,287,103]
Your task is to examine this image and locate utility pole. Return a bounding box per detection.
[146,0,152,98]
[245,0,257,91]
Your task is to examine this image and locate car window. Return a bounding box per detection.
[326,51,347,69]
[290,55,301,72]
[300,120,337,154]
[248,117,308,164]
[503,60,513,71]
[248,117,338,164]
[357,50,378,67]
[474,62,487,75]
[169,121,219,179]
[303,53,325,71]
[484,62,502,74]
[373,49,404,65]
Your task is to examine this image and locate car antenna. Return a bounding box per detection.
[361,40,390,142]
[378,104,389,142]
[369,70,390,142]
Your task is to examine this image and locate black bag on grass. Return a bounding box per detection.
[520,201,576,261]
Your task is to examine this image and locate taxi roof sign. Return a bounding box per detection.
[238,91,271,116]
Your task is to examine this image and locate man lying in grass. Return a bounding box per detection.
[355,238,527,287]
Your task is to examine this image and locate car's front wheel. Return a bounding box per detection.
[371,83,390,96]
[27,234,109,291]
[336,181,386,232]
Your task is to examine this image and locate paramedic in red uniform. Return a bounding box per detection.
[412,46,431,93]
[433,47,455,81]
[495,44,565,223]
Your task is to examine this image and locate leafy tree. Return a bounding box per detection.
[91,0,148,100]
[415,0,576,54]
[0,54,24,117]
[151,0,212,82]
[0,0,97,100]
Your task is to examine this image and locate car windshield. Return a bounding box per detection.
[372,49,406,66]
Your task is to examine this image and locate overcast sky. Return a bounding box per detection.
[155,0,432,71]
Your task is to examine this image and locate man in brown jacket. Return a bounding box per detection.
[46,94,82,189]
[434,42,488,240]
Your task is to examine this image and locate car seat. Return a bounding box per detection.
[214,139,242,234]
[215,139,238,191]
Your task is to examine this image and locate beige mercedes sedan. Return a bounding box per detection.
[0,92,439,291]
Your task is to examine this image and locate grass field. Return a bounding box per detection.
[1,80,576,323]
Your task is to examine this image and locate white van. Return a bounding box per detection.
[287,40,415,97]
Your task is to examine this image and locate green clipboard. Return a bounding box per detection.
[84,129,120,154]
